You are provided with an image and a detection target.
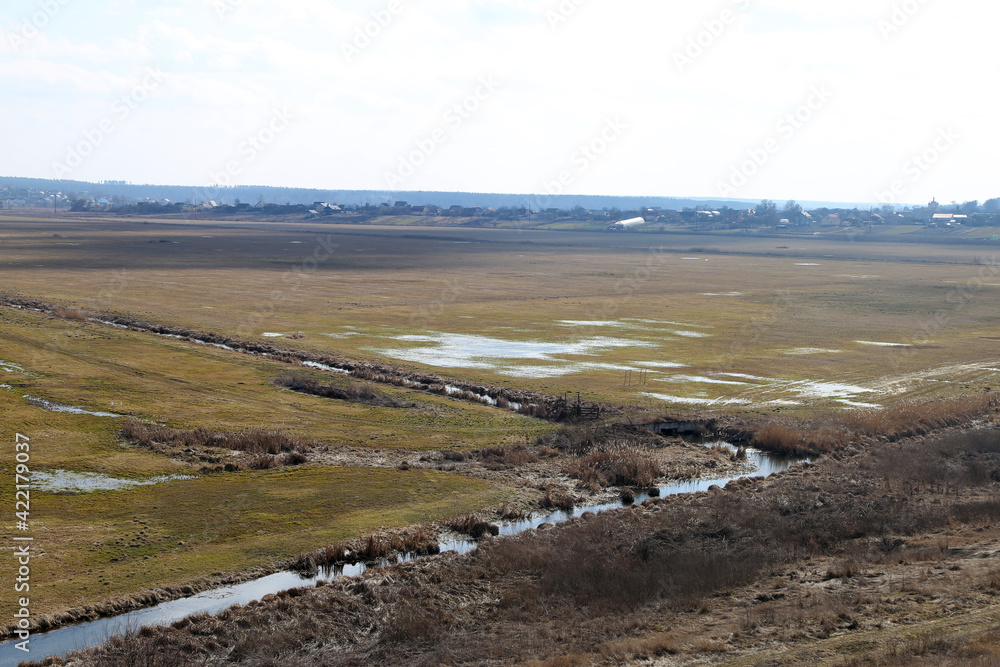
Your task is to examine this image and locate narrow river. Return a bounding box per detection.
[1,442,808,665]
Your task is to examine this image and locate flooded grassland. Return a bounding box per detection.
[2,216,998,413]
[3,215,1000,664]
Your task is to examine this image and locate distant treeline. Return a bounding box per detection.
[0,176,878,211]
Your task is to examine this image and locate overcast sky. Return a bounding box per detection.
[1,0,995,205]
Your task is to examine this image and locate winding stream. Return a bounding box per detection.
[1,442,808,665]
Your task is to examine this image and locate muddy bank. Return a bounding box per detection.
[0,294,605,421]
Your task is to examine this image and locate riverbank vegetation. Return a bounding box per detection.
[38,423,1000,666]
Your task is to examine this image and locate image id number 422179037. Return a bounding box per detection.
[12,433,33,654]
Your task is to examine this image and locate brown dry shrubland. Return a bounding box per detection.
[475,428,1000,614]
[838,627,1000,666]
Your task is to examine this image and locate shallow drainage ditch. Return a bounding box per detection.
[0,442,809,664]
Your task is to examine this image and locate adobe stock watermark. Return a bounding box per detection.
[716,84,833,197]
[586,246,671,321]
[6,0,72,51]
[877,0,931,40]
[887,255,1000,370]
[235,234,339,337]
[51,67,166,178]
[673,0,752,74]
[206,106,294,188]
[874,126,959,206]
[342,0,404,63]
[528,116,628,211]
[409,278,473,329]
[11,432,33,654]
[85,269,130,311]
[384,76,500,188]
[545,0,591,30]
[208,0,243,20]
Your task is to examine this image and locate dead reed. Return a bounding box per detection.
[121,420,311,456]
[290,527,441,574]
[563,440,662,490]
[447,514,500,539]
[539,488,575,511]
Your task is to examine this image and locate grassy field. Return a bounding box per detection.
[0,305,535,621]
[0,307,551,454]
[3,214,999,413]
[3,212,1000,627]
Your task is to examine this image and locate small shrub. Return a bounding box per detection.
[563,441,662,489]
[282,450,308,466]
[499,501,527,521]
[539,489,575,511]
[247,454,277,470]
[51,305,90,320]
[448,514,499,539]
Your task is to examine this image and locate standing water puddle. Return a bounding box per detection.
[0,442,809,664]
[33,470,194,493]
[23,396,124,418]
[370,332,657,379]
[1,360,29,374]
